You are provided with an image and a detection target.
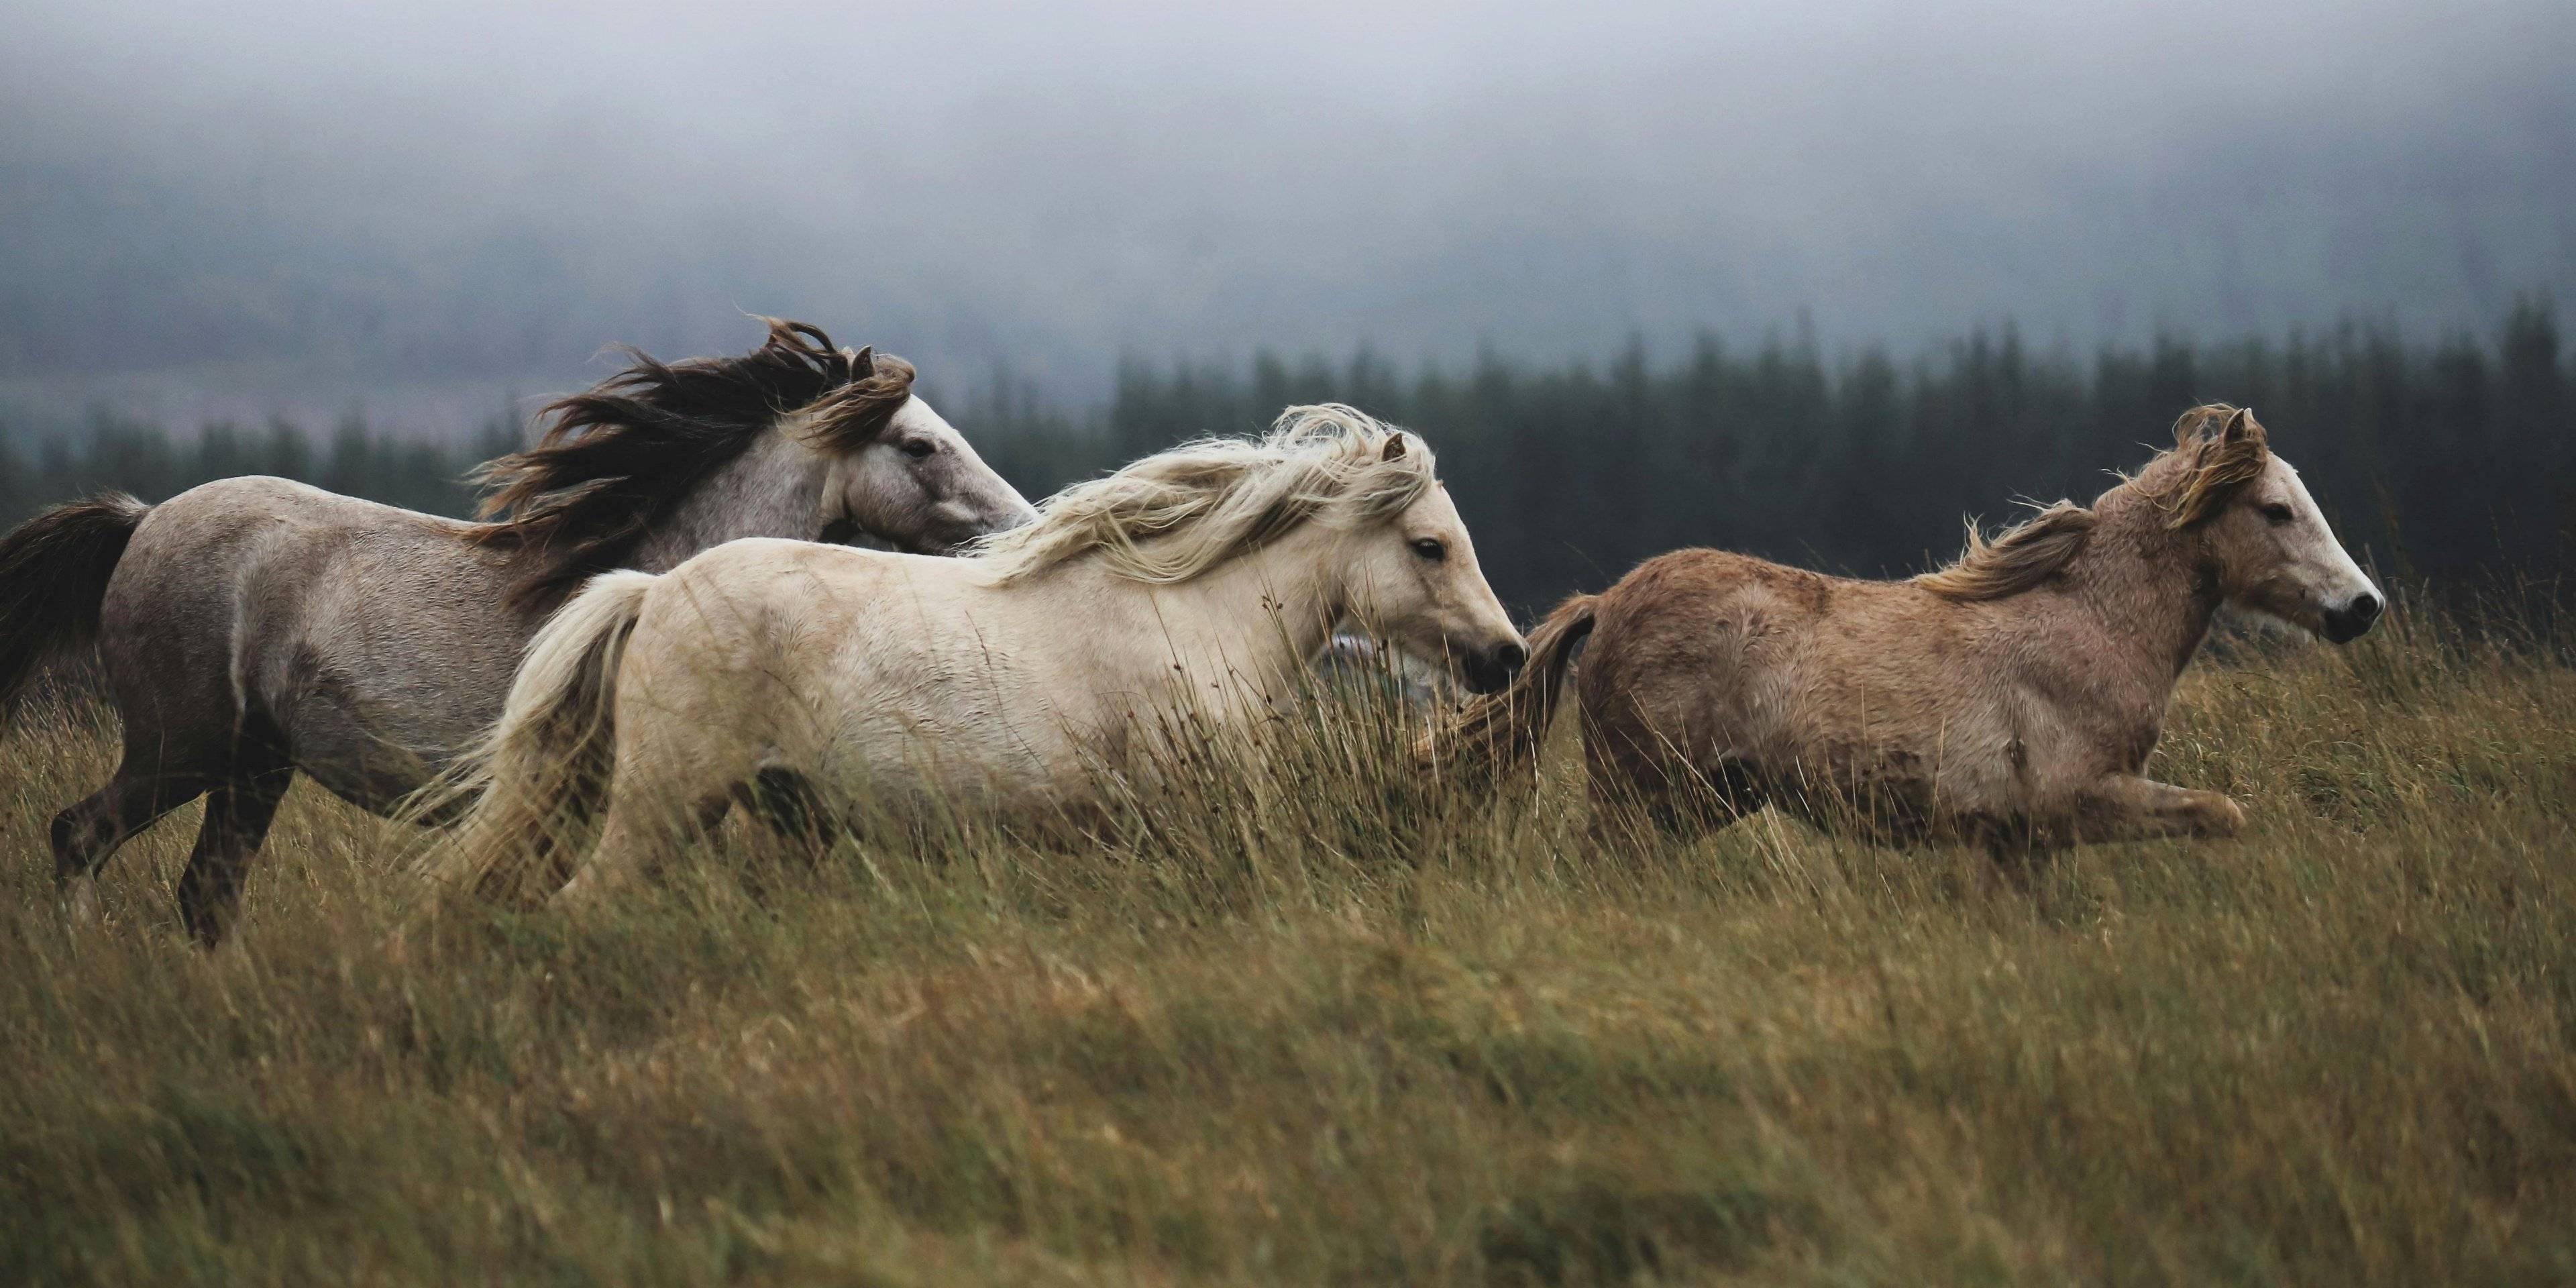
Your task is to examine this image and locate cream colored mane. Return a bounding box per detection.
[967,404,1439,584]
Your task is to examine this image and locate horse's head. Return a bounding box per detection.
[804,350,1038,554]
[1338,435,1526,694]
[2161,407,2382,643]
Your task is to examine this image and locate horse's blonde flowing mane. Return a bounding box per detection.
[1915,501,2100,601]
[969,404,1438,584]
[1916,403,2273,602]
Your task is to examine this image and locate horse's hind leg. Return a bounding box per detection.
[554,790,733,912]
[176,765,294,949]
[51,763,209,923]
[1582,743,1762,856]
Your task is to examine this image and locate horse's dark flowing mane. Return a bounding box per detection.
[470,318,916,607]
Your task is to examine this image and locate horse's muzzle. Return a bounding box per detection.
[2321,591,2383,643]
[1457,640,1527,695]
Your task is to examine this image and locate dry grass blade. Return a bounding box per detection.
[3,606,2573,1285]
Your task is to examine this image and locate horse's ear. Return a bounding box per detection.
[2222,406,2264,447]
[1382,435,1407,462]
[853,345,877,378]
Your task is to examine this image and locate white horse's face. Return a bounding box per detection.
[2208,451,2383,643]
[829,396,1040,554]
[1341,483,1526,693]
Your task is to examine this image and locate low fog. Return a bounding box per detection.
[3,0,2570,431]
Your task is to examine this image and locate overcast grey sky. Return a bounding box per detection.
[3,0,2569,429]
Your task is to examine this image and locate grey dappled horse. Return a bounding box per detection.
[0,319,1036,945]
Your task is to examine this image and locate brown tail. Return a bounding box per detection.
[0,493,150,718]
[1420,592,1599,782]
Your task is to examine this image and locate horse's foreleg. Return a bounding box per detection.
[2065,773,2245,843]
[176,768,294,949]
[52,764,207,923]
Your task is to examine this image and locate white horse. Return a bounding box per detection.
[429,405,1527,906]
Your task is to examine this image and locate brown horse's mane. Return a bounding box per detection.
[469,318,916,607]
[1915,502,2100,601]
[1916,403,2270,602]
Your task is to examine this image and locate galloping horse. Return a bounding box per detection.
[0,319,1036,943]
[430,405,1527,908]
[1436,406,2382,860]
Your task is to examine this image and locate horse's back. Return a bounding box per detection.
[1576,547,1984,790]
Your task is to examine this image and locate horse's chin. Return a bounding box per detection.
[2219,601,2326,644]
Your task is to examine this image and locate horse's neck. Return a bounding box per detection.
[2061,490,2220,686]
[1071,527,1347,711]
[625,430,826,572]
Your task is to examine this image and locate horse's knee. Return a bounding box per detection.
[48,807,83,875]
[50,798,117,879]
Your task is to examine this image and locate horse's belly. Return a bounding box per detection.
[811,707,1081,816]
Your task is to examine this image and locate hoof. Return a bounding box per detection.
[2202,795,2248,837]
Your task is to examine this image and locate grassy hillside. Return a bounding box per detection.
[3,604,2573,1285]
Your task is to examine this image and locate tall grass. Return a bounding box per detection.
[3,606,2572,1285]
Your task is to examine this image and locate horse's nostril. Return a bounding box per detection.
[1494,642,1528,674]
[2322,591,2384,644]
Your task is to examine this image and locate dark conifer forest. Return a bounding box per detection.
[7,301,2565,613]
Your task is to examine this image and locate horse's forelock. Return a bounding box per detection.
[796,352,918,453]
[2149,403,2271,529]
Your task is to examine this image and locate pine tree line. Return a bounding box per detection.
[7,301,2565,614]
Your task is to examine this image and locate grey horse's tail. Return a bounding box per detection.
[0,492,150,719]
[1417,592,1598,784]
[420,570,659,904]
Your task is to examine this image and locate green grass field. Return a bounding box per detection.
[4,606,2573,1285]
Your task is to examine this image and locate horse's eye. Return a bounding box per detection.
[1409,538,1447,561]
[2260,502,2295,526]
[900,439,936,460]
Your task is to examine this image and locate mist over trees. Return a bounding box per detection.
[9,303,2563,614]
[7,1,2569,608]
[3,1,2571,427]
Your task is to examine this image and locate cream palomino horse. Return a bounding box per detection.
[432,405,1527,905]
[1435,405,2382,861]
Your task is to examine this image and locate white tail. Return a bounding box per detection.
[418,570,659,904]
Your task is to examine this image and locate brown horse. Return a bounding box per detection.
[0,319,1036,945]
[1434,406,2383,860]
